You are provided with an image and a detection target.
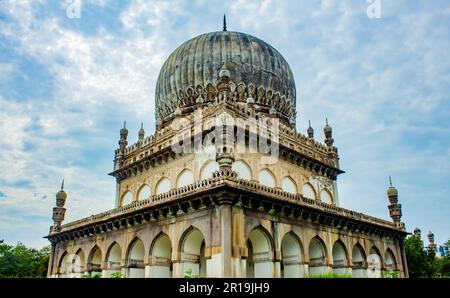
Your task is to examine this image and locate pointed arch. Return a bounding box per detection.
[308,236,327,276]
[280,231,304,277]
[232,160,252,180]
[58,251,69,277]
[149,232,173,278]
[177,169,194,188]
[258,168,276,188]
[247,226,275,277]
[332,240,349,275]
[88,245,102,273]
[351,243,367,277]
[385,248,397,271]
[281,176,298,194]
[121,191,133,206]
[302,183,316,200]
[200,160,220,180]
[126,237,145,278]
[105,242,122,276]
[73,248,86,274]
[137,184,151,201]
[179,226,206,277]
[155,177,172,195]
[368,245,383,278]
[320,189,333,204]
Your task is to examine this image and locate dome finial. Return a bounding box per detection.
[223,14,227,31]
[389,175,393,186]
[61,179,64,190]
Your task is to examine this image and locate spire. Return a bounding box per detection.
[138,122,145,142]
[223,14,227,31]
[323,118,334,146]
[61,179,64,190]
[307,120,314,138]
[389,175,393,186]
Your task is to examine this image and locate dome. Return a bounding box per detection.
[155,31,296,123]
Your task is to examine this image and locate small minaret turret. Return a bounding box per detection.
[307,120,314,139]
[51,180,67,233]
[387,176,403,228]
[413,227,422,239]
[119,121,128,151]
[324,118,334,147]
[427,231,437,254]
[138,122,145,143]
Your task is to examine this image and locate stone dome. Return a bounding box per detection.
[155,30,296,123]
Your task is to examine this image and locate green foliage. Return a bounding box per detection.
[110,272,124,278]
[0,240,50,278]
[435,256,450,278]
[81,273,101,278]
[184,268,202,278]
[306,272,352,278]
[404,235,437,278]
[383,270,400,278]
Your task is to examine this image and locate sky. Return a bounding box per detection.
[0,0,449,249]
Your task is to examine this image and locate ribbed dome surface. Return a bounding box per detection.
[155,31,296,121]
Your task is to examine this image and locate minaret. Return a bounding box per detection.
[51,180,67,233]
[119,121,128,151]
[427,231,437,254]
[324,118,334,147]
[387,176,403,228]
[413,227,422,239]
[307,120,314,139]
[138,122,145,144]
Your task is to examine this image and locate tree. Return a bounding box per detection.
[0,240,50,278]
[404,236,436,278]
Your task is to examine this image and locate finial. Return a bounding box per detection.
[61,179,64,190]
[326,118,328,125]
[140,122,143,129]
[389,176,393,186]
[309,120,311,127]
[223,14,227,31]
[123,121,126,128]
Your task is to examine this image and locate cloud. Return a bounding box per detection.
[0,0,449,248]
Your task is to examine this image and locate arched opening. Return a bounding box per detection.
[351,243,367,278]
[302,183,316,200]
[320,189,333,204]
[180,228,206,277]
[150,233,172,278]
[177,169,194,188]
[88,246,102,275]
[258,169,276,188]
[106,242,122,277]
[73,249,85,276]
[281,176,297,194]
[155,177,171,195]
[127,239,145,278]
[332,241,349,275]
[367,246,383,278]
[281,232,303,277]
[247,227,274,277]
[308,237,327,276]
[232,160,252,180]
[200,161,220,180]
[137,184,151,201]
[121,191,133,206]
[385,249,397,272]
[58,252,69,277]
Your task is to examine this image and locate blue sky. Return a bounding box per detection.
[0,0,449,248]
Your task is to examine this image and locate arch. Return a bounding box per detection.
[58,251,69,277]
[247,226,274,277]
[200,160,220,180]
[281,176,297,194]
[88,245,102,274]
[332,240,349,275]
[351,243,367,278]
[180,227,206,277]
[177,169,194,188]
[302,183,316,200]
[367,245,383,278]
[281,232,304,277]
[320,189,333,204]
[308,236,327,276]
[105,242,122,277]
[73,248,86,274]
[258,168,276,188]
[385,248,397,271]
[121,191,133,206]
[126,238,145,278]
[149,232,173,278]
[232,160,252,180]
[137,184,151,201]
[155,177,171,195]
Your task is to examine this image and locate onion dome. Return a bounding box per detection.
[138,123,145,141]
[387,176,398,204]
[307,120,314,138]
[120,121,128,139]
[155,30,296,125]
[56,179,67,207]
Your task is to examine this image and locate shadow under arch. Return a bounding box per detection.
[179,225,206,277]
[246,225,275,278]
[280,231,304,277]
[149,231,173,278]
[308,235,328,276]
